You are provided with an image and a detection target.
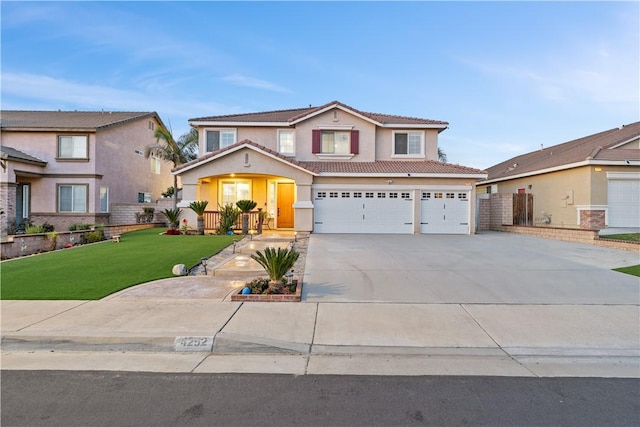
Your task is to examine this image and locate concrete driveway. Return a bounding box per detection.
[302,232,640,304]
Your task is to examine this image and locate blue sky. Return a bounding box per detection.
[1,1,638,169]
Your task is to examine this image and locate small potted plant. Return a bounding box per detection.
[250,247,300,294]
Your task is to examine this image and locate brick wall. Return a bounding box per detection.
[0,183,16,236]
[1,223,160,259]
[503,225,640,253]
[477,193,513,231]
[579,209,606,230]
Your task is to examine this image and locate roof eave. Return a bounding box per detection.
[188,121,290,127]
[319,172,487,179]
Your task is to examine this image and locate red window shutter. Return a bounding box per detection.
[351,130,359,154]
[312,129,321,153]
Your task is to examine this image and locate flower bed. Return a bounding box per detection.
[231,279,302,302]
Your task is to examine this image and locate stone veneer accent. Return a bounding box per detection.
[579,209,606,230]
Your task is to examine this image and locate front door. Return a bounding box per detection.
[15,183,30,227]
[277,182,295,228]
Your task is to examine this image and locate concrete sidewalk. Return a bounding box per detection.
[2,232,639,377]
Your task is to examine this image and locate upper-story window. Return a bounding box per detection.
[150,156,161,174]
[392,131,424,157]
[206,129,236,152]
[278,130,295,156]
[312,129,359,156]
[58,135,88,159]
[321,131,350,154]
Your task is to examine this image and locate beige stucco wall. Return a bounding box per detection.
[95,117,173,206]
[478,164,640,228]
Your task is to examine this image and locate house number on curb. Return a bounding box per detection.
[174,336,214,352]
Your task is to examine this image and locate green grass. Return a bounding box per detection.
[600,233,640,242]
[614,264,640,277]
[1,228,241,300]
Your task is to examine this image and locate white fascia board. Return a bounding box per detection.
[290,104,383,126]
[189,120,288,127]
[477,160,604,185]
[173,143,318,176]
[379,123,449,130]
[478,159,640,184]
[318,172,487,179]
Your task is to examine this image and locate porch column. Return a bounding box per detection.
[293,183,313,232]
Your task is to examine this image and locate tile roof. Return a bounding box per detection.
[0,145,47,165]
[174,140,486,176]
[190,100,449,127]
[0,110,160,131]
[484,121,640,181]
[300,160,486,175]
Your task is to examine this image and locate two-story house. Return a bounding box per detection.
[175,101,487,234]
[0,111,173,233]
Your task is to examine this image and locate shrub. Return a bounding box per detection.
[69,223,92,231]
[217,204,239,235]
[25,224,45,234]
[42,222,55,232]
[83,230,104,244]
[162,208,182,229]
[250,247,299,285]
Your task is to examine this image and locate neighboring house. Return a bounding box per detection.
[476,121,640,230]
[175,101,487,234]
[0,111,173,234]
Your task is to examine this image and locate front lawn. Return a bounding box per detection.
[1,228,241,300]
[614,264,640,277]
[600,233,640,242]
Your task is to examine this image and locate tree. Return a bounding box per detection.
[145,126,198,208]
[438,147,447,163]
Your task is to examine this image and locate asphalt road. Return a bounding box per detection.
[2,371,639,426]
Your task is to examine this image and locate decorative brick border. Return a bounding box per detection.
[231,281,302,302]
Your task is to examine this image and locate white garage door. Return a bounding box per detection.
[420,191,470,234]
[608,179,640,227]
[313,190,413,234]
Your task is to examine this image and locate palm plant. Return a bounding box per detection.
[188,200,209,235]
[236,199,257,235]
[145,126,198,208]
[250,247,300,291]
[438,147,447,163]
[162,208,182,230]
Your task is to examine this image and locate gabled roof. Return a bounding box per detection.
[0,110,164,131]
[189,101,449,130]
[0,145,47,166]
[174,139,486,178]
[481,121,640,183]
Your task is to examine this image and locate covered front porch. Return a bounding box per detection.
[175,142,316,232]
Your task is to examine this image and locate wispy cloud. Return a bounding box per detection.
[221,74,292,93]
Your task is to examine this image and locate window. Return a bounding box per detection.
[316,191,326,198]
[134,149,144,156]
[221,181,250,205]
[278,130,295,155]
[341,192,350,198]
[138,192,152,203]
[58,135,88,159]
[353,192,362,198]
[148,121,155,131]
[377,193,386,198]
[59,185,87,212]
[390,193,398,198]
[206,129,236,152]
[321,131,350,154]
[150,156,161,174]
[402,192,411,199]
[458,193,467,200]
[365,192,374,198]
[329,192,338,198]
[312,130,359,155]
[393,131,424,156]
[100,187,109,212]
